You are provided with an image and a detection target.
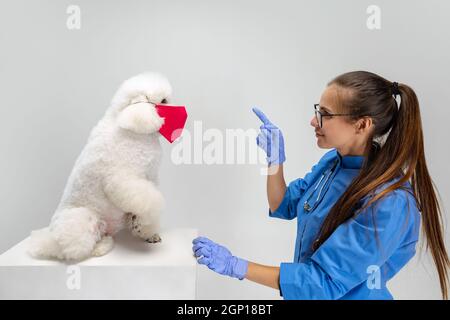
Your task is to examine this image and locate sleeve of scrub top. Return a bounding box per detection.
[278,191,420,299]
[268,163,319,220]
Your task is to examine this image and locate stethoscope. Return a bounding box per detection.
[303,159,339,212]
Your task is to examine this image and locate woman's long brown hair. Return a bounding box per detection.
[312,71,449,299]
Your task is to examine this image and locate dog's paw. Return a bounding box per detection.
[145,233,162,243]
[92,236,114,257]
[126,213,160,242]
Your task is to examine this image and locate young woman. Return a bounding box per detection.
[192,71,449,299]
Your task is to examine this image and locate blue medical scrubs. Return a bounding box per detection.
[269,148,421,299]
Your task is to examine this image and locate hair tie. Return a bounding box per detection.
[392,82,400,96]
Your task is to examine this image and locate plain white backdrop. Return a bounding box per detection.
[0,0,449,299]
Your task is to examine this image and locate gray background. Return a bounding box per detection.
[1,0,449,299]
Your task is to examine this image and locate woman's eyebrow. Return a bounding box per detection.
[320,106,332,112]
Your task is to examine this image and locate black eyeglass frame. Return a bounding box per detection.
[314,103,358,128]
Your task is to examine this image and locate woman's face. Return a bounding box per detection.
[310,84,372,155]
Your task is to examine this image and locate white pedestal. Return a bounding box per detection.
[0,228,198,299]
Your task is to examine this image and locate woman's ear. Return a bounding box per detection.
[117,102,164,134]
[355,116,373,134]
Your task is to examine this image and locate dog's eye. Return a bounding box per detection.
[161,98,167,104]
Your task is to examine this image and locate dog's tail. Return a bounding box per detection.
[27,227,63,260]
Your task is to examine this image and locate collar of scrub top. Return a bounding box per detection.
[303,150,365,212]
[335,149,364,169]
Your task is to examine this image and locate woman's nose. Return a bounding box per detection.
[310,115,318,128]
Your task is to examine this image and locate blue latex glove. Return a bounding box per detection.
[192,236,248,280]
[252,107,286,165]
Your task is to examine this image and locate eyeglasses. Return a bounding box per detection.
[129,98,168,106]
[314,103,355,128]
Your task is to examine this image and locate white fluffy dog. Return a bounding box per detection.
[28,72,171,261]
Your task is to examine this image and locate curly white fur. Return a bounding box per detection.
[28,72,172,261]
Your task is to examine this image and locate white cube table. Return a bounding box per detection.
[0,228,198,299]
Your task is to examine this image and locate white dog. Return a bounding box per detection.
[28,72,171,261]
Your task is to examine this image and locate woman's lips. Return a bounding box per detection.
[315,132,324,137]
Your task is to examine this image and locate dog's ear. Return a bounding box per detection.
[117,102,164,134]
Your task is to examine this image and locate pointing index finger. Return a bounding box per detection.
[252,107,272,125]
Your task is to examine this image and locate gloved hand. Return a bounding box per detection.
[192,236,248,280]
[252,107,286,165]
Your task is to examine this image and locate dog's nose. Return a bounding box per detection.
[161,98,167,104]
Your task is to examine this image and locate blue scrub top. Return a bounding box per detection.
[269,148,421,300]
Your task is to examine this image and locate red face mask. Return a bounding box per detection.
[154,104,188,143]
